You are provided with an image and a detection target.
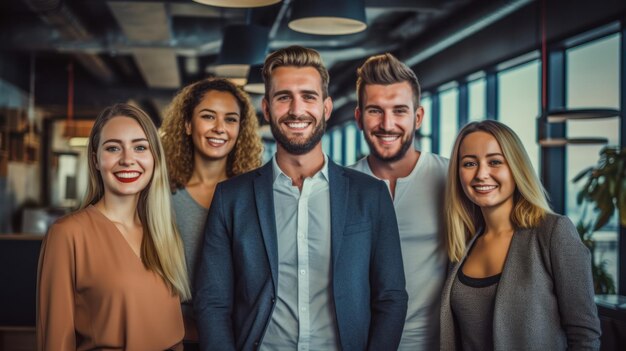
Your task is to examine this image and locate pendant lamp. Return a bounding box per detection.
[214,24,270,78]
[244,64,265,94]
[288,0,367,35]
[192,0,281,8]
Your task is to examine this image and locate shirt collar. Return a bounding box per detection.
[271,153,330,185]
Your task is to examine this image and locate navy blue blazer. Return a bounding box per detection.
[194,159,408,351]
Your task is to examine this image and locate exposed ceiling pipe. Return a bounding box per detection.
[401,0,534,67]
[22,0,116,84]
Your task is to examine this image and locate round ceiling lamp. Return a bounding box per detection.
[288,0,367,35]
[192,0,281,8]
[244,64,265,95]
[214,24,269,78]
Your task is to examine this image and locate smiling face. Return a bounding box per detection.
[263,66,332,155]
[95,116,155,198]
[458,131,516,213]
[186,90,241,161]
[356,81,422,162]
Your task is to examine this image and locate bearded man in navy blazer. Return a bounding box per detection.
[194,45,408,351]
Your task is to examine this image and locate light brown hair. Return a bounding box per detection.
[262,45,330,100]
[356,53,421,111]
[444,120,553,262]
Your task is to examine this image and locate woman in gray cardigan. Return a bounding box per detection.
[441,120,600,351]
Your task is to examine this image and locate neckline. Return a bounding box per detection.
[459,228,515,281]
[179,187,210,211]
[360,150,428,183]
[88,204,144,263]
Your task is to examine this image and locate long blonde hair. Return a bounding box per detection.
[445,120,553,262]
[83,103,191,300]
[160,78,263,189]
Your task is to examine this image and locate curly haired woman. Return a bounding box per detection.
[160,78,262,348]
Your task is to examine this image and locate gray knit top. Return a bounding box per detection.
[450,265,501,351]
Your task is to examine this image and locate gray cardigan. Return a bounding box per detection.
[440,213,601,351]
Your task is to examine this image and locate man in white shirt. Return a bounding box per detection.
[351,53,449,351]
[195,46,408,351]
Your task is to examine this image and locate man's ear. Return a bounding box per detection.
[323,97,333,121]
[355,106,363,130]
[262,98,271,123]
[414,105,424,131]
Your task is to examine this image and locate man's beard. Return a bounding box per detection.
[364,130,414,163]
[270,113,326,155]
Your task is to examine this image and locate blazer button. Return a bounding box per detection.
[271,298,275,303]
[254,341,259,348]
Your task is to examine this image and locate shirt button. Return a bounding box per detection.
[300,269,306,275]
[301,307,307,311]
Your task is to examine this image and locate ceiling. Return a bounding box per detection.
[0,0,532,127]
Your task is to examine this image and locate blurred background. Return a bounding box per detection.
[1,0,625,349]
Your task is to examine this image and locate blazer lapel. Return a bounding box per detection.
[253,162,279,290]
[328,160,348,269]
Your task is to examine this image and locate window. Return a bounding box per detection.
[439,88,458,158]
[419,95,432,152]
[332,128,343,164]
[344,122,358,165]
[565,33,620,286]
[468,78,486,122]
[498,60,540,174]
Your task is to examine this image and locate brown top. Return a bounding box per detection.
[37,205,184,351]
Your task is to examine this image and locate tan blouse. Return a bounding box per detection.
[37,205,184,351]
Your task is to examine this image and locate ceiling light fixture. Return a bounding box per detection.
[288,0,367,35]
[192,0,281,8]
[214,24,269,78]
[244,64,265,94]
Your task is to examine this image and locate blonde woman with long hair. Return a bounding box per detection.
[37,103,190,351]
[160,78,262,347]
[440,120,600,350]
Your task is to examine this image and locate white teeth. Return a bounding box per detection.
[474,185,497,191]
[377,135,399,142]
[287,122,309,129]
[208,138,226,144]
[116,172,140,178]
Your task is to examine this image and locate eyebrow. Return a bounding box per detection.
[198,108,240,116]
[272,89,319,98]
[364,104,410,110]
[102,138,149,144]
[460,152,504,159]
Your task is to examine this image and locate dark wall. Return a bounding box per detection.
[0,51,29,92]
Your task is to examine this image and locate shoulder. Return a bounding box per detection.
[348,156,369,172]
[340,165,384,188]
[535,213,582,246]
[45,207,95,243]
[422,151,449,171]
[217,165,263,190]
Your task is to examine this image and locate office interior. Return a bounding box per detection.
[1,0,625,349]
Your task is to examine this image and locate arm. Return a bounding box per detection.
[367,181,408,350]
[194,184,236,351]
[550,216,601,351]
[36,223,76,351]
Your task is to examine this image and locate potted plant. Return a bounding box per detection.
[573,146,625,294]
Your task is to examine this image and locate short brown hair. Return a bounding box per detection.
[356,53,421,110]
[262,45,329,100]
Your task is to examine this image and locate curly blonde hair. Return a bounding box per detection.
[161,78,263,188]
